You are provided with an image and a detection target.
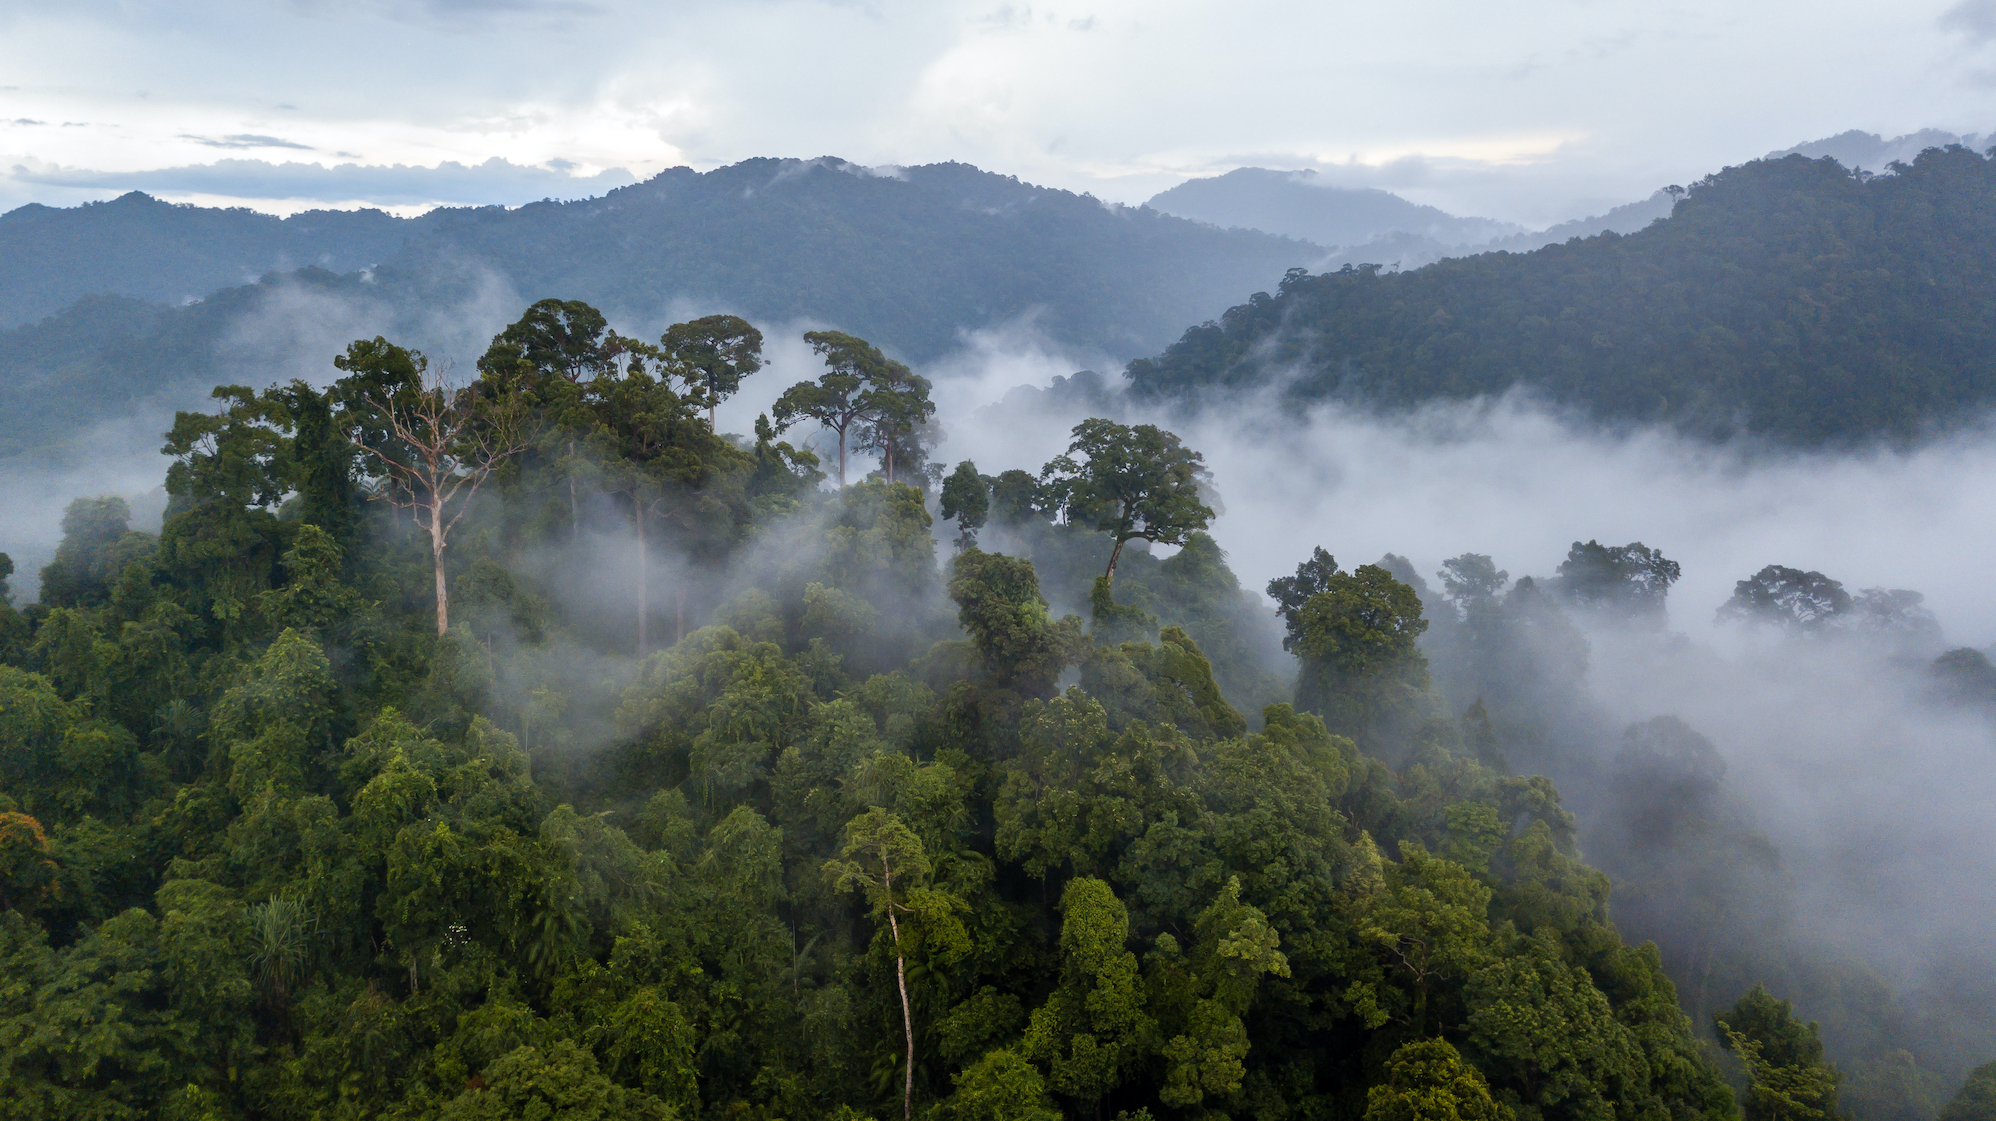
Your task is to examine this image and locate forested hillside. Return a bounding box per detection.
[0,158,1315,459]
[1128,146,1996,444]
[1,296,1990,1121]
[392,159,1316,361]
[0,273,361,458]
[0,192,413,328]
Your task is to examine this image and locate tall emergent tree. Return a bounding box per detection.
[1272,552,1431,742]
[476,298,629,538]
[339,345,533,635]
[939,461,989,550]
[773,330,891,487]
[1267,545,1342,649]
[661,314,764,430]
[1041,418,1214,586]
[587,362,735,656]
[478,298,624,384]
[856,354,935,485]
[1716,565,1851,632]
[1553,539,1681,619]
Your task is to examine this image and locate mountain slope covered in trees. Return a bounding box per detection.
[0,158,1317,459]
[1129,146,1996,444]
[392,158,1317,361]
[0,192,415,327]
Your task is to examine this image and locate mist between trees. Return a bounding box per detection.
[0,296,1992,1121]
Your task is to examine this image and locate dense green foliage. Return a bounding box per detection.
[1129,147,1996,444]
[0,296,1798,1121]
[1,295,1988,1120]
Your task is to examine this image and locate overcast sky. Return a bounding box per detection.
[2,0,1993,224]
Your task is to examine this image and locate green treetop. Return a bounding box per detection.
[660,313,764,430]
[1041,418,1214,587]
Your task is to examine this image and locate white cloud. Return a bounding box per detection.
[1943,0,1996,43]
[7,155,638,209]
[0,0,1987,223]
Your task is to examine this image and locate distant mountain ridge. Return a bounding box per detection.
[0,157,1318,458]
[0,193,416,328]
[1146,168,1520,250]
[1142,129,1996,273]
[1128,146,1996,445]
[1768,128,1992,171]
[1145,166,1676,274]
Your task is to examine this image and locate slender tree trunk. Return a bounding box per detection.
[430,494,450,636]
[1104,536,1127,586]
[884,862,915,1121]
[837,428,848,487]
[885,438,895,484]
[567,441,579,539]
[636,507,649,657]
[708,402,716,431]
[675,584,686,646]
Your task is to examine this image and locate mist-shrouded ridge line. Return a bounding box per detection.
[0,156,1316,346]
[1127,145,1996,447]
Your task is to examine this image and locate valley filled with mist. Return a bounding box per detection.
[3,132,1996,1121]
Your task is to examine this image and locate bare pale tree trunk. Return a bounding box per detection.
[430,493,450,634]
[837,428,848,487]
[567,440,579,539]
[885,438,894,484]
[675,584,686,646]
[351,360,533,642]
[882,859,915,1121]
[635,508,649,657]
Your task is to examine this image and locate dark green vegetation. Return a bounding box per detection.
[0,158,1314,458]
[1130,146,1996,444]
[2,295,1991,1121]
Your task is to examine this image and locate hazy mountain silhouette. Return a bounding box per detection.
[1130,147,1996,445]
[1146,167,1520,249]
[0,193,415,328]
[1146,167,1681,274]
[0,157,1319,457]
[1769,128,1992,172]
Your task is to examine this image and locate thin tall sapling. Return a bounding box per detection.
[344,352,533,635]
[825,808,969,1121]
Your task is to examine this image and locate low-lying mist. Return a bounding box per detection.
[931,333,1996,1071]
